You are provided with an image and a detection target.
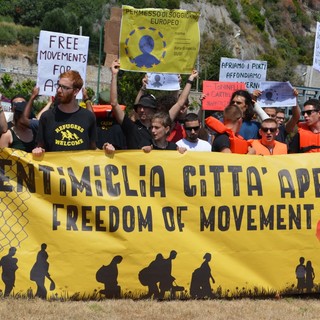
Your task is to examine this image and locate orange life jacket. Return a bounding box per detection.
[298,123,320,153]
[250,139,287,155]
[205,116,250,154]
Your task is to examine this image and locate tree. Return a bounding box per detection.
[41,9,73,34]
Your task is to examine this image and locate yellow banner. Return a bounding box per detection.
[119,6,200,74]
[0,149,319,299]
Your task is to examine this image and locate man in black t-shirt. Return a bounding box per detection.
[32,70,97,156]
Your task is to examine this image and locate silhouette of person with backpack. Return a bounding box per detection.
[96,255,123,298]
[190,253,215,299]
[0,247,18,297]
[158,250,184,299]
[138,253,164,299]
[30,243,55,299]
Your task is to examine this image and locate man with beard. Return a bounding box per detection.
[32,70,97,155]
[176,113,211,151]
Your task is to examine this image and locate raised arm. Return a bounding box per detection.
[82,87,94,113]
[251,90,268,121]
[21,86,38,127]
[134,74,148,105]
[110,59,125,124]
[36,97,52,120]
[284,88,301,133]
[0,95,8,134]
[169,70,198,121]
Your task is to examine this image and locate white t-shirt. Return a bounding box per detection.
[176,138,212,151]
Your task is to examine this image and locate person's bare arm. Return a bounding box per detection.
[37,97,52,119]
[21,86,39,127]
[110,59,125,124]
[82,88,94,113]
[0,96,8,133]
[0,130,12,148]
[169,70,198,121]
[285,88,301,134]
[134,74,148,105]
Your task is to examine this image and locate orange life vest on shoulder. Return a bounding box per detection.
[205,116,250,154]
[298,123,320,153]
[250,139,287,155]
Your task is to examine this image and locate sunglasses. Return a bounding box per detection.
[185,126,200,131]
[302,109,318,116]
[260,127,277,133]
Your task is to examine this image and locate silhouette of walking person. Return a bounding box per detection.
[295,256,306,292]
[305,260,315,293]
[133,35,160,68]
[158,250,183,300]
[96,255,123,298]
[30,243,55,299]
[190,253,215,299]
[0,247,18,297]
[138,253,164,299]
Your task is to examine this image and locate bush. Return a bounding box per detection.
[17,26,40,45]
[0,22,17,45]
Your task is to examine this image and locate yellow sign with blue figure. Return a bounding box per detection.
[119,6,200,74]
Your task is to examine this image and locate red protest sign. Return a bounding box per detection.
[202,80,246,111]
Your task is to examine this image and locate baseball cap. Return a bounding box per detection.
[134,94,157,111]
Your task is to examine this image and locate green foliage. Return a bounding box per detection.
[259,53,278,69]
[41,9,76,34]
[117,72,145,111]
[200,38,234,82]
[17,26,40,45]
[1,73,13,89]
[0,15,13,23]
[0,22,17,44]
[0,74,35,100]
[241,1,265,31]
[0,1,14,16]
[226,0,240,25]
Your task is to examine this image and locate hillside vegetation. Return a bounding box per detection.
[0,0,319,104]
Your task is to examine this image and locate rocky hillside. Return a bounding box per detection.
[180,0,320,85]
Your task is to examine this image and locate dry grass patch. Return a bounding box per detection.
[1,298,320,320]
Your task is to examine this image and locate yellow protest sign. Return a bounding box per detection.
[0,149,319,299]
[119,6,200,74]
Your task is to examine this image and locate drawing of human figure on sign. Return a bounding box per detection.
[133,35,161,68]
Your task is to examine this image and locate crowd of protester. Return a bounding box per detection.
[0,60,319,156]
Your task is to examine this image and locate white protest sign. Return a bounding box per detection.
[313,22,320,72]
[146,73,180,91]
[37,30,89,98]
[257,81,296,108]
[219,57,267,92]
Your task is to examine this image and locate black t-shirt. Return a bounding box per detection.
[36,106,97,151]
[152,141,177,150]
[121,115,152,149]
[96,116,126,150]
[275,125,288,144]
